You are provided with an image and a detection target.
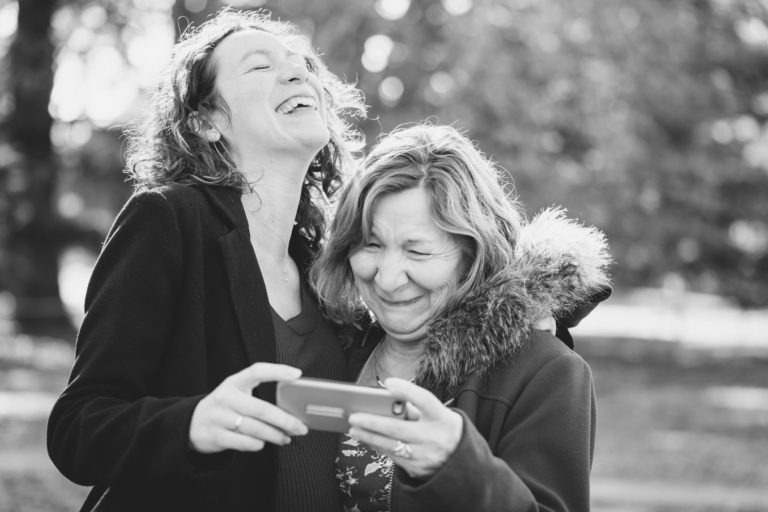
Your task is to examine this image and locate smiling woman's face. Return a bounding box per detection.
[208,29,329,164]
[349,186,468,344]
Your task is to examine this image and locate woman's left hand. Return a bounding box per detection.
[347,377,463,480]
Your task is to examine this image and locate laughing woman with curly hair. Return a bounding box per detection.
[47,8,365,512]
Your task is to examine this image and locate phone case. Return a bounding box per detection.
[276,377,406,433]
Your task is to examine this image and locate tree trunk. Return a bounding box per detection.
[3,0,74,339]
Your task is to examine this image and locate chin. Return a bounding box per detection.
[380,323,428,343]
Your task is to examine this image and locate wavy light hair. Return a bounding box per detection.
[311,123,525,325]
[123,7,366,248]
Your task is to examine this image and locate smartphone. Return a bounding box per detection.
[276,377,406,433]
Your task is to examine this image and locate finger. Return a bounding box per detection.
[535,315,556,335]
[234,414,292,445]
[348,412,413,441]
[231,394,308,436]
[348,426,402,457]
[228,363,302,390]
[381,378,445,417]
[217,429,267,452]
[404,402,422,421]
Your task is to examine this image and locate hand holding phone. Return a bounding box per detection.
[276,377,407,433]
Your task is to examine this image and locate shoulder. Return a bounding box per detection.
[127,183,209,210]
[522,331,589,369]
[119,184,240,228]
[459,332,592,404]
[510,332,592,386]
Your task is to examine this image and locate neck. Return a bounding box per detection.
[375,335,424,381]
[239,158,309,255]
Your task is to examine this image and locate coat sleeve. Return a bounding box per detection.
[394,348,596,512]
[47,189,214,486]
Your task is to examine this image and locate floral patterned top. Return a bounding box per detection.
[336,433,395,512]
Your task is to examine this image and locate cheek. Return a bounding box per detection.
[349,252,377,283]
[417,261,463,299]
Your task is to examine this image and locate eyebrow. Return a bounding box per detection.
[238,48,272,64]
[238,47,301,65]
[404,239,433,246]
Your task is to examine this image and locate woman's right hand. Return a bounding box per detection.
[189,363,309,453]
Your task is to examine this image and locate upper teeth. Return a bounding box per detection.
[276,96,317,114]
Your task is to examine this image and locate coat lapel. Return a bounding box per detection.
[202,186,317,405]
[219,228,277,369]
[202,187,279,402]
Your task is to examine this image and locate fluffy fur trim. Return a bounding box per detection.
[415,207,612,399]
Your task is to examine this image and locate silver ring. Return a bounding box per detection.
[392,440,413,459]
[233,414,244,432]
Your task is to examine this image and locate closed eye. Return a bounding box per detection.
[304,55,319,74]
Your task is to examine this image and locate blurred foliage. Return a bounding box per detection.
[0,0,767,335]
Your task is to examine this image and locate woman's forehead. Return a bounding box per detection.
[212,29,309,69]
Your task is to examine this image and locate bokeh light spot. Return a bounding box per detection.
[362,34,394,73]
[375,0,411,21]
[379,76,404,106]
[442,0,472,16]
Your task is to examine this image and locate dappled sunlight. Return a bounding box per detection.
[0,391,56,421]
[574,288,768,350]
[706,386,768,412]
[58,247,97,329]
[50,3,174,129]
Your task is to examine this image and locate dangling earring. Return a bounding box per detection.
[207,130,220,143]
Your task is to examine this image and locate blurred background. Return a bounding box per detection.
[0,0,767,510]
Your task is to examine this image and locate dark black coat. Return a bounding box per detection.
[47,184,339,511]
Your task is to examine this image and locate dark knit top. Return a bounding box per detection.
[272,285,348,512]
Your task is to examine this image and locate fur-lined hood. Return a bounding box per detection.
[415,207,612,399]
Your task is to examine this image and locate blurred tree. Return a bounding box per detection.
[266,0,768,306]
[0,0,79,338]
[1,0,764,343]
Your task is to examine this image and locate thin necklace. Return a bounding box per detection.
[371,341,416,387]
[367,340,456,407]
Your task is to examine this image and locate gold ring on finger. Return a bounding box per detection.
[392,440,412,459]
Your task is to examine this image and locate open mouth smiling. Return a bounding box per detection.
[276,95,317,114]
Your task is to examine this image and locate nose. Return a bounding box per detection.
[280,58,309,84]
[374,253,409,294]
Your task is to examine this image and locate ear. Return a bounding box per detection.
[188,113,221,143]
[204,129,220,142]
[187,113,202,133]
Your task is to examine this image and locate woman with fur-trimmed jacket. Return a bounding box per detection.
[311,123,612,511]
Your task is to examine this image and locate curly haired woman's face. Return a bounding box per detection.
[349,186,468,344]
[208,29,329,164]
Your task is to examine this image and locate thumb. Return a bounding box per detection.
[229,362,302,390]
